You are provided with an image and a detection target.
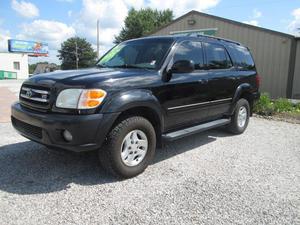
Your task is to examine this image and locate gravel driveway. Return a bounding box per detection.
[0,117,299,225]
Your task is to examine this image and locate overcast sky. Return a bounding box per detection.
[0,0,299,64]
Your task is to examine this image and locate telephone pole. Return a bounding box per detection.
[75,40,78,70]
[97,19,100,58]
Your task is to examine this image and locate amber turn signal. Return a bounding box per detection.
[78,89,107,109]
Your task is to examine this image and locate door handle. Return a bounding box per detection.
[198,79,208,84]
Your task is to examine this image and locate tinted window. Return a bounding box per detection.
[231,45,255,70]
[205,43,232,69]
[173,41,204,70]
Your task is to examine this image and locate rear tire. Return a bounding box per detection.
[99,116,156,178]
[226,98,250,134]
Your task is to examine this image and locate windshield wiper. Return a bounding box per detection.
[96,64,107,68]
[110,64,144,69]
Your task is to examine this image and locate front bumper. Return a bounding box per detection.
[11,102,120,152]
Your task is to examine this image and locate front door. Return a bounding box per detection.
[156,40,211,131]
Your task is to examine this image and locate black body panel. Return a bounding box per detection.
[11,36,260,151]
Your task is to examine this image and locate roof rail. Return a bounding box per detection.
[195,34,241,45]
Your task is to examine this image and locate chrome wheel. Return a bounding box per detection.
[237,106,247,128]
[120,130,148,167]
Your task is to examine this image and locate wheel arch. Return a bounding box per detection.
[230,83,255,115]
[101,89,165,147]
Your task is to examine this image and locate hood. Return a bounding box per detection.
[25,67,160,90]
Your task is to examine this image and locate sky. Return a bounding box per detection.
[0,0,299,64]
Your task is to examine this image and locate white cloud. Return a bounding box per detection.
[73,0,220,57]
[73,0,128,55]
[68,10,72,17]
[253,9,262,19]
[11,0,39,18]
[0,28,11,51]
[288,8,300,36]
[243,9,262,27]
[124,0,145,9]
[17,20,75,50]
[11,0,221,62]
[148,0,220,17]
[243,20,259,26]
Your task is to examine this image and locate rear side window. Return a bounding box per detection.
[204,43,232,69]
[231,45,255,70]
[173,41,205,70]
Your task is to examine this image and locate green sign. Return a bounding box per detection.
[0,70,17,79]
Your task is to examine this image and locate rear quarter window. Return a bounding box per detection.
[228,45,255,70]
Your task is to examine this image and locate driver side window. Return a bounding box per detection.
[173,41,205,70]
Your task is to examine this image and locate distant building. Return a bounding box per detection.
[33,63,59,75]
[150,10,300,99]
[0,52,29,80]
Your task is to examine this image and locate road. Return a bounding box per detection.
[0,116,299,225]
[0,80,22,122]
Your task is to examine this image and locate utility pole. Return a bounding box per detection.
[75,39,78,70]
[97,19,100,58]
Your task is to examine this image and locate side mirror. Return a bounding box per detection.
[171,60,195,73]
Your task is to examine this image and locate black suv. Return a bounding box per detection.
[11,35,260,178]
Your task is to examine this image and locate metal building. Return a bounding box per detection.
[150,10,300,99]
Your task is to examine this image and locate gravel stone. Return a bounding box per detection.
[0,117,299,225]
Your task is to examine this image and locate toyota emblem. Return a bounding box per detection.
[26,89,33,98]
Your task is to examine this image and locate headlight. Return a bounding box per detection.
[56,89,107,109]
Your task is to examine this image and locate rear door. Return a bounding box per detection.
[203,42,236,118]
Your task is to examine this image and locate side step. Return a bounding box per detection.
[162,118,231,141]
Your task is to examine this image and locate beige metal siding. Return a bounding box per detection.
[292,40,300,98]
[151,12,293,98]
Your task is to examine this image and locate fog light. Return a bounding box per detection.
[63,130,73,142]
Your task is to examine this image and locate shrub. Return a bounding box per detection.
[295,103,300,113]
[253,93,274,116]
[273,98,293,112]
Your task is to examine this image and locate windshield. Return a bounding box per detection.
[97,38,174,70]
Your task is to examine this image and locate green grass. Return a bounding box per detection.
[253,93,300,116]
[273,98,293,113]
[296,103,300,112]
[253,93,274,116]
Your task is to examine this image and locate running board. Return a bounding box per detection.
[162,118,231,141]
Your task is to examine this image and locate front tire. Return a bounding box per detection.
[99,116,156,178]
[226,98,250,134]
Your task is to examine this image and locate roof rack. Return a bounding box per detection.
[195,34,241,45]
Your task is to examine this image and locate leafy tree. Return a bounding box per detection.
[114,8,173,43]
[58,37,97,70]
[28,63,38,74]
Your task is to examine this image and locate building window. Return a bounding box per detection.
[13,62,20,70]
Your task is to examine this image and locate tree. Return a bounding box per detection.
[58,37,97,70]
[114,8,173,44]
[28,63,38,74]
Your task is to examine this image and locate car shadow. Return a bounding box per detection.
[0,128,231,195]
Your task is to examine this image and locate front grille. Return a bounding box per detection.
[12,117,43,139]
[19,84,51,112]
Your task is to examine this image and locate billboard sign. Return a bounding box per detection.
[8,39,48,56]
